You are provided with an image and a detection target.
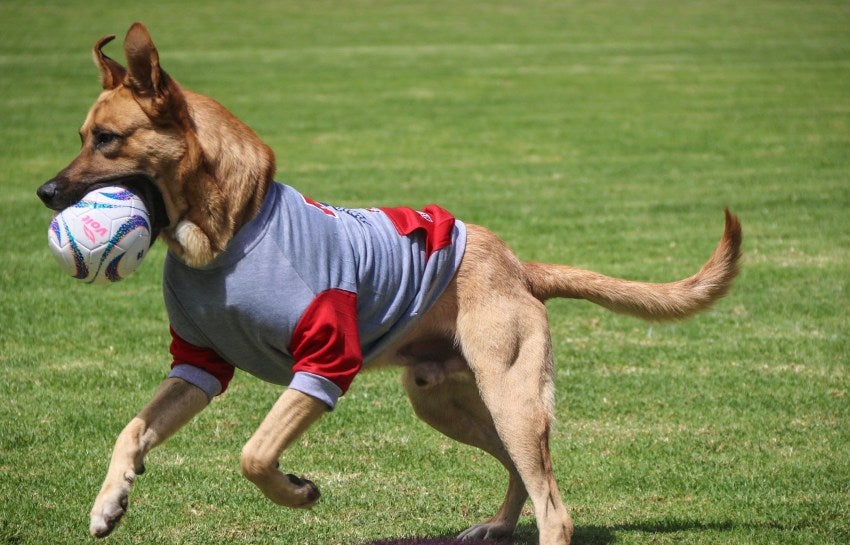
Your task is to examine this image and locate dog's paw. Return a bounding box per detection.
[89,476,134,538]
[457,521,514,541]
[89,488,129,538]
[285,473,321,507]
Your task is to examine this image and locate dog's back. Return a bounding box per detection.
[165,181,466,408]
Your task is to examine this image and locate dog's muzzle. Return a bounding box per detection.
[37,175,169,242]
[36,178,72,210]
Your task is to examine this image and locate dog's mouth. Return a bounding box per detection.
[118,176,169,242]
[37,175,169,242]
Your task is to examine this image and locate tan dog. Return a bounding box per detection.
[37,23,741,545]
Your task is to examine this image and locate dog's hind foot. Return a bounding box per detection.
[457,521,515,541]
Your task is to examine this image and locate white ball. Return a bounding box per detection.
[48,186,151,284]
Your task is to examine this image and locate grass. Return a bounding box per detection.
[1,1,848,544]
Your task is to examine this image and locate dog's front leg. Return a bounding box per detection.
[240,388,328,507]
[89,378,209,537]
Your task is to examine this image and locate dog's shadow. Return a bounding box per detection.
[362,518,763,544]
[360,521,590,545]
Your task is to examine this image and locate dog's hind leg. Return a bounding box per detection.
[441,225,572,544]
[456,292,573,545]
[402,368,528,540]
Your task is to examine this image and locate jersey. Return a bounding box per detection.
[163,181,466,408]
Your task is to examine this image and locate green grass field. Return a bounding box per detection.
[1,1,848,544]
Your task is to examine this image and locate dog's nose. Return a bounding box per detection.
[37,181,59,207]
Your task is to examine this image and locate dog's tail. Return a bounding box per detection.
[524,209,742,321]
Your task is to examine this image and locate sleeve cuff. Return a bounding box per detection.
[169,364,223,401]
[289,372,343,410]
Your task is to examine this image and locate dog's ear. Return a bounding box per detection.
[122,22,189,124]
[123,22,166,99]
[93,35,126,90]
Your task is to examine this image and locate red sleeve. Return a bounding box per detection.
[169,326,236,394]
[288,289,363,394]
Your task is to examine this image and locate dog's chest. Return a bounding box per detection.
[165,252,323,383]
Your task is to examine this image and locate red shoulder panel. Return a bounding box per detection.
[379,204,456,259]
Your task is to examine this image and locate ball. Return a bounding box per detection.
[47,185,151,284]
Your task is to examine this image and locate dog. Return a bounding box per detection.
[37,23,741,545]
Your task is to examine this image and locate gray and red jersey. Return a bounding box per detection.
[164,181,466,408]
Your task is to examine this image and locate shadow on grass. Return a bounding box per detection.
[361,518,766,544]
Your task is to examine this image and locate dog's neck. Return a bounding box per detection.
[161,90,276,268]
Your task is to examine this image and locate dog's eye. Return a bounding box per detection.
[94,132,119,148]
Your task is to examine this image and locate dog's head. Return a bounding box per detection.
[37,22,275,267]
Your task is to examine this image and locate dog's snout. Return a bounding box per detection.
[37,181,58,206]
[37,177,80,211]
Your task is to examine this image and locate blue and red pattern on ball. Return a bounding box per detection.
[73,189,147,212]
[100,188,137,201]
[102,214,150,281]
[52,215,91,280]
